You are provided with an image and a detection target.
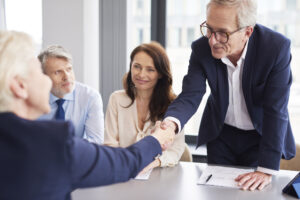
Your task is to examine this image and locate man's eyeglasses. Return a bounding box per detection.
[200,21,246,44]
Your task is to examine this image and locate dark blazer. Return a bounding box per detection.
[165,24,295,170]
[0,112,161,200]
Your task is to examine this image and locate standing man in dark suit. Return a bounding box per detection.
[0,30,174,200]
[162,0,295,191]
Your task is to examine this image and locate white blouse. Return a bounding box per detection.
[104,90,185,167]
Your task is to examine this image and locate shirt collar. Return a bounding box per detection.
[221,40,249,68]
[240,40,249,60]
[49,83,76,104]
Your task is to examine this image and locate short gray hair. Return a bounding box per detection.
[0,31,35,111]
[207,0,257,28]
[38,45,73,71]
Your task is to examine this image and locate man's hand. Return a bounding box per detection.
[235,171,272,191]
[160,119,177,132]
[151,121,175,150]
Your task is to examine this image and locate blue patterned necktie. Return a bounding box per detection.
[55,99,65,120]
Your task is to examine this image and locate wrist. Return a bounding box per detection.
[157,158,161,167]
[166,120,178,132]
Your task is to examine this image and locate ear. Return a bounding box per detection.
[245,26,254,39]
[9,76,28,99]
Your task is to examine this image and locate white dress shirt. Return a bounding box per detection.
[221,41,254,130]
[39,82,104,144]
[222,41,276,175]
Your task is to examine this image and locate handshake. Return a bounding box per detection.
[151,120,178,150]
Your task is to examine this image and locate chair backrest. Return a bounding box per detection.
[280,143,300,171]
[180,143,193,162]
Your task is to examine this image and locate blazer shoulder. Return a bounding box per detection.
[3,113,76,150]
[253,24,290,50]
[34,120,75,141]
[191,37,212,58]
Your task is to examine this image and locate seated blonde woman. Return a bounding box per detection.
[0,31,175,200]
[104,42,185,171]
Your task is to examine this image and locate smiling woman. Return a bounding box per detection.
[125,41,174,122]
[104,41,186,171]
[130,51,161,95]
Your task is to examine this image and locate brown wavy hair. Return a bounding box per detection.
[124,41,176,123]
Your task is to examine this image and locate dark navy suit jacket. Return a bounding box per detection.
[0,112,161,200]
[165,24,295,170]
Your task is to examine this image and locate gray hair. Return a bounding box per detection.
[0,31,35,111]
[38,45,73,71]
[207,0,257,28]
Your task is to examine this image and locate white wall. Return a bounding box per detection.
[43,0,127,110]
[42,0,99,90]
[99,0,127,110]
[83,0,99,90]
[0,0,6,30]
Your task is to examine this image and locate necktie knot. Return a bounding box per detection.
[55,99,65,120]
[56,99,65,107]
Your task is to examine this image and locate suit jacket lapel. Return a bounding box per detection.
[215,59,229,121]
[243,30,257,106]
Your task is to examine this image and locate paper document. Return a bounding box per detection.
[134,168,153,180]
[197,165,254,188]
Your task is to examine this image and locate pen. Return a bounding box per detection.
[205,174,212,183]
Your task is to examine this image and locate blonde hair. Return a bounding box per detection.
[0,31,35,111]
[207,0,257,27]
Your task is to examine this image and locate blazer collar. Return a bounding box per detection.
[242,24,258,100]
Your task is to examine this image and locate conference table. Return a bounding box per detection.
[72,162,298,200]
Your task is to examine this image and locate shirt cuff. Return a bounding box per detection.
[256,166,278,175]
[83,133,101,144]
[164,117,181,133]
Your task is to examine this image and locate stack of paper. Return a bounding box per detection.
[134,168,153,180]
[197,165,254,188]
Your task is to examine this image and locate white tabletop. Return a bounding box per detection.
[72,162,299,200]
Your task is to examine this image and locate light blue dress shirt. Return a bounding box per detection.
[39,82,104,144]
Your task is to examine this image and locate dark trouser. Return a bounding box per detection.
[207,124,261,168]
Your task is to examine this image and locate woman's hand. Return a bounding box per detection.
[138,159,161,175]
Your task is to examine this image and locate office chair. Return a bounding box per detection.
[180,143,193,162]
[280,143,300,171]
